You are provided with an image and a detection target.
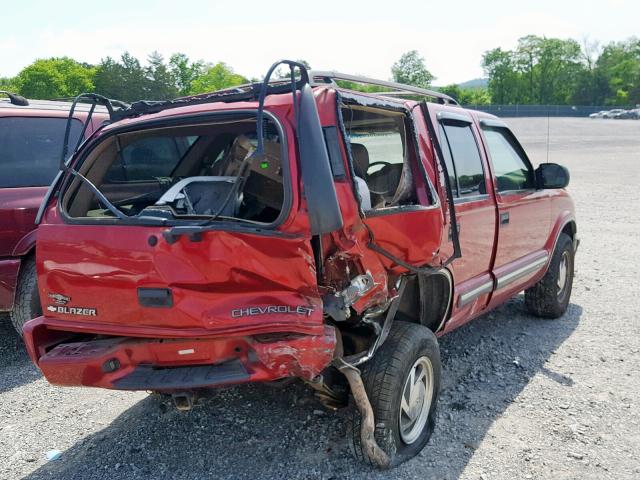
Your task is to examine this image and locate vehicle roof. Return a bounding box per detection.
[98,84,499,134]
[0,98,109,113]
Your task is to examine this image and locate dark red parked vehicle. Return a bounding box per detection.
[22,63,578,468]
[0,92,107,333]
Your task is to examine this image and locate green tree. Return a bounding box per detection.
[94,52,147,101]
[482,48,520,104]
[189,62,248,94]
[438,84,462,100]
[16,57,94,99]
[391,50,435,88]
[439,84,491,105]
[0,76,19,93]
[169,53,204,96]
[595,38,640,105]
[532,37,583,104]
[145,51,179,100]
[483,36,591,105]
[571,38,606,105]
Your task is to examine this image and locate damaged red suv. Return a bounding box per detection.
[0,92,107,333]
[23,62,577,468]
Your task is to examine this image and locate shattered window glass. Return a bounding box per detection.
[342,106,418,209]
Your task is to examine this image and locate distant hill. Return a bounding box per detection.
[457,78,488,90]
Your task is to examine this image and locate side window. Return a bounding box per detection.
[439,122,486,199]
[482,128,534,192]
[106,136,197,182]
[341,106,418,210]
[438,125,458,196]
[0,117,82,188]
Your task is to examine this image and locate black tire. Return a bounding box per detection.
[9,256,41,335]
[525,233,574,319]
[350,321,441,467]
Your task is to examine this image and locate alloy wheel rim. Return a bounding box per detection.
[399,356,433,444]
[557,251,570,298]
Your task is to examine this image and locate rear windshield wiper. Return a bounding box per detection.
[64,170,167,225]
[194,60,306,229]
[65,169,128,220]
[113,189,165,207]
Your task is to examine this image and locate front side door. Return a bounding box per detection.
[479,121,551,301]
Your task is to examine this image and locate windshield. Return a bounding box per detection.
[62,115,286,225]
[0,117,82,188]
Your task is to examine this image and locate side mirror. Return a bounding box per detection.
[536,163,570,189]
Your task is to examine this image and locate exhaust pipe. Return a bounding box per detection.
[172,392,195,411]
[334,358,390,469]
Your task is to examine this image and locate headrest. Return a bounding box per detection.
[350,143,369,178]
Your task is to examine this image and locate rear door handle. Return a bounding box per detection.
[500,212,510,225]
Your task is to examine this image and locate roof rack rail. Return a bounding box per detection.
[110,79,306,121]
[309,70,458,105]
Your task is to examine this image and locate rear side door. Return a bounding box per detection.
[434,110,497,325]
[338,98,444,282]
[479,120,551,300]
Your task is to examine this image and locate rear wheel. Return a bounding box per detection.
[350,321,441,467]
[525,233,574,318]
[10,257,41,335]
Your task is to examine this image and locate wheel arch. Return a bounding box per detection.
[542,215,577,277]
[0,238,36,312]
[11,229,37,257]
[561,219,577,241]
[396,269,453,333]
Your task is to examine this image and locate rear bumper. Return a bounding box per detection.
[0,257,21,311]
[23,317,336,391]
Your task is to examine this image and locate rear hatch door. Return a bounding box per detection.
[38,223,323,337]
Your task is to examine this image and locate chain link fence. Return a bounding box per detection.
[461,104,635,117]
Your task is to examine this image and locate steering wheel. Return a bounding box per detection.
[367,161,392,173]
[364,161,396,197]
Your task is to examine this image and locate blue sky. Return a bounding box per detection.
[2,0,638,84]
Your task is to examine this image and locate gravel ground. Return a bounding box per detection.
[1,117,639,480]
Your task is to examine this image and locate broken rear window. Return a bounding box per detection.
[341,106,419,210]
[62,115,286,225]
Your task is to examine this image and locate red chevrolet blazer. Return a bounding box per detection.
[22,63,577,468]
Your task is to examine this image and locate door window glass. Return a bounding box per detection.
[439,122,485,198]
[483,128,534,191]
